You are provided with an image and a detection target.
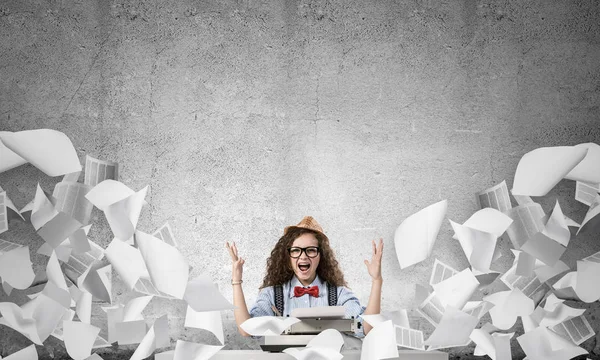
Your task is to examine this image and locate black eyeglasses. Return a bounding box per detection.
[288,246,320,258]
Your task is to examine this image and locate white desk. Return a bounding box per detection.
[212,350,448,359]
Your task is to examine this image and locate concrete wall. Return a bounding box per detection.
[1,0,600,359]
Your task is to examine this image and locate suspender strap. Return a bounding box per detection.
[327,283,338,306]
[274,284,284,316]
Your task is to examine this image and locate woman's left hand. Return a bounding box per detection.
[364,238,383,281]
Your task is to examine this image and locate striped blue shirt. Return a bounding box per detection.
[249,275,366,336]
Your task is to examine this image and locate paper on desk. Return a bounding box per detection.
[52,181,93,226]
[575,260,600,303]
[84,155,119,187]
[542,201,570,247]
[2,345,38,360]
[477,180,512,213]
[173,340,223,360]
[577,194,600,235]
[136,230,188,299]
[520,232,566,267]
[31,184,58,231]
[564,143,600,184]
[512,146,587,196]
[432,268,479,310]
[470,329,513,360]
[63,321,101,360]
[105,238,148,290]
[504,203,546,250]
[360,320,398,360]
[0,129,82,177]
[130,314,169,360]
[462,208,513,239]
[395,199,447,269]
[485,289,534,330]
[239,316,300,336]
[0,246,35,289]
[183,274,234,312]
[424,306,478,347]
[78,264,112,303]
[0,302,42,344]
[450,220,497,274]
[115,320,147,345]
[104,186,148,241]
[517,326,588,360]
[184,307,224,345]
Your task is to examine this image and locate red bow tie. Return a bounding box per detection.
[294,286,319,297]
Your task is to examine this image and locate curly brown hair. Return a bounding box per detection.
[260,227,347,288]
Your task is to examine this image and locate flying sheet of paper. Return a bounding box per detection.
[69,225,92,254]
[462,301,494,320]
[63,321,101,360]
[173,340,223,360]
[475,271,501,287]
[414,283,431,307]
[520,232,566,267]
[307,328,344,352]
[105,238,148,290]
[43,253,72,307]
[470,329,513,360]
[534,260,569,283]
[115,320,147,345]
[539,302,586,328]
[104,186,148,241]
[0,137,27,174]
[432,268,480,310]
[450,220,497,274]
[575,260,600,303]
[183,274,235,312]
[424,306,478,347]
[84,155,119,187]
[103,305,124,343]
[577,194,600,235]
[239,316,300,336]
[61,239,104,283]
[0,301,42,345]
[78,264,112,303]
[476,180,512,213]
[512,146,587,196]
[429,258,458,286]
[583,250,600,263]
[22,292,69,343]
[381,309,410,329]
[85,180,135,211]
[2,344,38,360]
[417,292,445,326]
[552,271,580,301]
[130,314,169,360]
[575,181,600,206]
[123,296,153,322]
[394,199,447,269]
[517,326,588,360]
[136,230,188,299]
[564,143,600,184]
[541,201,570,247]
[0,187,25,222]
[31,184,59,231]
[394,325,424,350]
[0,246,35,289]
[184,307,224,345]
[462,207,513,239]
[153,222,178,248]
[550,315,595,345]
[360,320,398,360]
[37,239,73,262]
[513,194,534,206]
[0,192,8,234]
[155,351,175,360]
[283,328,345,360]
[38,212,82,248]
[134,276,174,298]
[484,289,534,330]
[504,203,546,249]
[52,181,93,226]
[0,129,82,177]
[71,287,92,324]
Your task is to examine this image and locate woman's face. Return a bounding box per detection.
[289,232,320,286]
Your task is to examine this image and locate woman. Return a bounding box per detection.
[226,216,383,336]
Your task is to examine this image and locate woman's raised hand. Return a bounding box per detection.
[226,241,245,282]
[364,238,383,281]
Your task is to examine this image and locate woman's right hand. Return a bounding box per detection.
[226,241,245,282]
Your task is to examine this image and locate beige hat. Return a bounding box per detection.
[283,216,326,238]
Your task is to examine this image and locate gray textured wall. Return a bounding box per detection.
[1,0,600,359]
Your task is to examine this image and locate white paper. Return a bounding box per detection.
[429,258,459,286]
[360,320,398,360]
[79,264,112,303]
[512,146,587,196]
[394,325,425,350]
[284,329,345,360]
[85,180,135,211]
[565,143,600,184]
[115,320,147,345]
[70,225,92,254]
[153,222,178,248]
[381,309,410,329]
[520,232,566,267]
[450,220,497,274]
[183,274,235,312]
[2,344,38,360]
[582,250,600,263]
[462,301,494,319]
[307,328,344,352]
[0,246,35,289]
[0,192,8,234]
[417,292,445,326]
[0,137,27,174]
[173,340,223,360]
[470,329,513,360]
[105,186,148,241]
[517,326,588,360]
[395,199,447,269]
[477,180,512,213]
[31,184,58,231]
[552,271,580,301]
[104,238,148,290]
[0,301,42,345]
[575,260,600,303]
[462,207,513,238]
[52,181,93,226]
[534,260,569,283]
[37,211,82,248]
[61,239,104,282]
[63,321,101,360]
[136,230,189,299]
[130,315,170,360]
[84,155,119,187]
[539,302,586,328]
[0,129,82,177]
[184,307,224,345]
[22,293,68,343]
[484,289,534,330]
[550,315,595,345]
[432,268,479,310]
[575,181,600,206]
[239,316,300,336]
[424,306,478,348]
[123,296,153,322]
[504,203,546,249]
[577,194,600,235]
[542,201,570,247]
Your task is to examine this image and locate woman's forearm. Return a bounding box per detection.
[232,283,251,336]
[362,278,383,335]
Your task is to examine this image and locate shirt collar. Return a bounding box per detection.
[289,275,325,298]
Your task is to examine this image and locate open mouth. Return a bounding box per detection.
[298,263,310,274]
